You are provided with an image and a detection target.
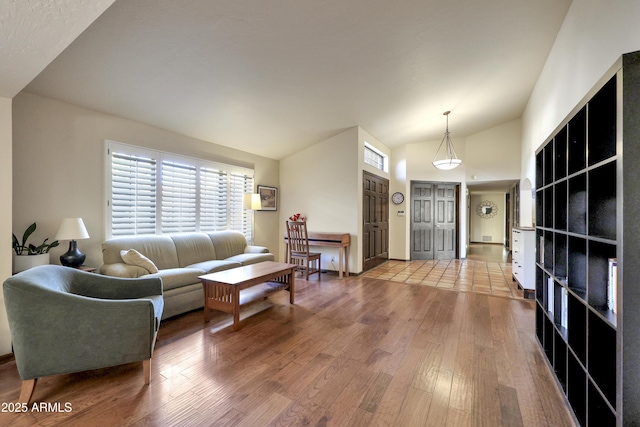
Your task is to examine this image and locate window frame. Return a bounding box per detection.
[105,140,255,240]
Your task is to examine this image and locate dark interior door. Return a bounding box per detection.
[434,184,456,259]
[363,171,389,271]
[411,181,458,260]
[411,182,434,260]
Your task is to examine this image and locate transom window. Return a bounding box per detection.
[364,142,387,172]
[106,141,254,240]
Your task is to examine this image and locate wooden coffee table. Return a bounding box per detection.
[199,261,297,331]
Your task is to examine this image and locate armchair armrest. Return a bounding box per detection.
[71,271,163,300]
[245,245,269,254]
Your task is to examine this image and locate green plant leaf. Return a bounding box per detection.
[21,223,37,248]
[12,223,58,255]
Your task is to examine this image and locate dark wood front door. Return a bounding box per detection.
[411,181,458,260]
[363,171,389,271]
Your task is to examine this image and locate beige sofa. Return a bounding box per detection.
[100,231,274,319]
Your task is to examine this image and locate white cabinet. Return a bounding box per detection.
[512,227,535,297]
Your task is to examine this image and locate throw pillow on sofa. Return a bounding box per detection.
[120,249,159,274]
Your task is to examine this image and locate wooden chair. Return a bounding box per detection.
[286,220,321,280]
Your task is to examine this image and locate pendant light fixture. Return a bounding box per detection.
[432,110,462,170]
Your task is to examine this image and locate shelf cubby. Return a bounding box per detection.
[588,310,616,406]
[567,236,587,295]
[554,329,568,392]
[588,76,617,166]
[554,232,567,279]
[536,264,544,301]
[536,190,544,229]
[568,292,587,365]
[568,106,587,175]
[544,142,554,186]
[536,302,544,344]
[555,127,568,180]
[568,173,587,234]
[587,240,616,311]
[543,310,554,361]
[544,230,554,271]
[588,161,617,240]
[544,187,554,228]
[554,181,568,231]
[568,350,587,426]
[536,151,544,190]
[588,380,616,426]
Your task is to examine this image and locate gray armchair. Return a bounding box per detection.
[3,265,164,403]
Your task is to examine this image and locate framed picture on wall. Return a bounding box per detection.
[257,185,278,211]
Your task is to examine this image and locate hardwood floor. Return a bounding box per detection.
[0,261,576,426]
[466,243,511,263]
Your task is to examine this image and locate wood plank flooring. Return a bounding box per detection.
[0,259,576,426]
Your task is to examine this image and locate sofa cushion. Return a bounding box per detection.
[186,260,241,273]
[120,249,159,273]
[208,230,249,260]
[146,267,206,291]
[102,235,180,270]
[225,252,275,266]
[170,233,217,267]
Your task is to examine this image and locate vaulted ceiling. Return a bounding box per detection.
[5,0,572,160]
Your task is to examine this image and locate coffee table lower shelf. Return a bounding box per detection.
[199,261,297,331]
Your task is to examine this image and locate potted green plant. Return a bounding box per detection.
[12,222,59,273]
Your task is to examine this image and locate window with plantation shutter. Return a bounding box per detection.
[161,160,197,233]
[110,151,157,236]
[106,141,255,240]
[200,166,228,232]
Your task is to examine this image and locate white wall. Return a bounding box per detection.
[12,92,280,269]
[0,97,12,356]
[279,127,361,272]
[389,144,408,260]
[469,193,506,243]
[466,119,521,182]
[522,0,640,193]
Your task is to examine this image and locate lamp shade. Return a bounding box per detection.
[55,218,90,241]
[243,193,262,210]
[433,158,462,170]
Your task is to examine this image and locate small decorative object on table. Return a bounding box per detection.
[55,218,90,268]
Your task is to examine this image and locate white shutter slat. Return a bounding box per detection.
[200,166,228,232]
[110,152,157,236]
[161,160,197,233]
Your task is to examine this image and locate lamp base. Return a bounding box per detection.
[60,240,85,268]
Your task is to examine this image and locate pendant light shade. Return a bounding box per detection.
[432,111,462,170]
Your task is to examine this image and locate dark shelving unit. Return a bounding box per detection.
[535,51,640,426]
